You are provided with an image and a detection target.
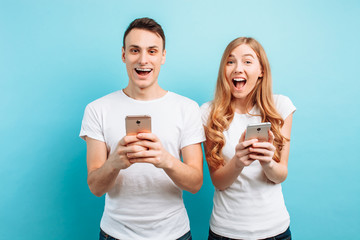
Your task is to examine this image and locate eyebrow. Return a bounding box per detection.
[128,45,159,49]
[242,53,255,58]
[228,53,255,58]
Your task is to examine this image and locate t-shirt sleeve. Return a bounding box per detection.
[274,95,296,120]
[180,101,206,149]
[79,103,105,142]
[200,101,211,126]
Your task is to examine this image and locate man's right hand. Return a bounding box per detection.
[85,135,146,197]
[108,135,147,170]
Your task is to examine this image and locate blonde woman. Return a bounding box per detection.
[201,37,296,240]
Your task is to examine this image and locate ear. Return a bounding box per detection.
[122,47,126,63]
[161,49,166,65]
[259,68,263,78]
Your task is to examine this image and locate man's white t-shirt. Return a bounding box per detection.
[201,95,296,240]
[80,90,205,240]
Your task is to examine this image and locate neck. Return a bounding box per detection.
[233,97,254,114]
[123,83,167,101]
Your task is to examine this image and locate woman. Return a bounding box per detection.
[201,37,296,240]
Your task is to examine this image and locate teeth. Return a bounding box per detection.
[136,68,152,72]
[233,78,246,82]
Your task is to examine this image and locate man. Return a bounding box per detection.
[80,17,205,240]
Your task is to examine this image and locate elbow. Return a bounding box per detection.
[216,186,228,191]
[270,171,288,184]
[188,178,203,194]
[87,178,105,197]
[276,174,288,184]
[91,189,105,198]
[213,182,229,191]
[88,184,104,197]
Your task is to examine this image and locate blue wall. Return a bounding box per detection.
[1,0,359,239]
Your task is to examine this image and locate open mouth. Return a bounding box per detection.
[135,68,152,76]
[232,78,246,90]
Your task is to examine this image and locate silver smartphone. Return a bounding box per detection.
[125,115,152,135]
[245,122,271,141]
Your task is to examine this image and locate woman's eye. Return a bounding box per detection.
[245,60,252,64]
[227,60,234,64]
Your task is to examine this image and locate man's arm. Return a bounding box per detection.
[164,143,203,194]
[126,133,204,194]
[86,135,144,197]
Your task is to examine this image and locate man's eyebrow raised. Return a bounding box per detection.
[128,45,159,49]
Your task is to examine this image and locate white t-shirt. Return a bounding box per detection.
[200,95,296,240]
[80,90,205,240]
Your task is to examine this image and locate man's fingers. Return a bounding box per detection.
[136,133,159,142]
[119,135,140,146]
[127,149,157,159]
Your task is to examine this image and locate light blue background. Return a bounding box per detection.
[1,0,359,239]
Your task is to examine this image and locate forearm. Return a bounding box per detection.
[87,158,121,197]
[163,153,203,194]
[210,157,244,190]
[261,160,288,184]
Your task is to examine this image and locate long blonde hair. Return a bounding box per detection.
[205,37,286,171]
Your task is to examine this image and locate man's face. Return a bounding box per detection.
[122,29,166,90]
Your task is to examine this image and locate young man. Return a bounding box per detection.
[80,18,205,240]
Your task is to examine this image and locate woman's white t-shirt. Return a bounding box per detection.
[200,95,296,240]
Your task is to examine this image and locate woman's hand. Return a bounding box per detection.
[248,130,276,167]
[233,131,259,169]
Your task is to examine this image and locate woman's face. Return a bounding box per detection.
[225,44,263,101]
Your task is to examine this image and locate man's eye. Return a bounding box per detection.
[149,50,157,54]
[130,49,139,53]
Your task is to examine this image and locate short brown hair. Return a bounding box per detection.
[123,17,165,50]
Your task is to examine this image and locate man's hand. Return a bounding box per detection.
[125,133,173,169]
[107,135,147,170]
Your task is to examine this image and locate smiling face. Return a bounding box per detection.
[122,28,166,91]
[225,44,263,101]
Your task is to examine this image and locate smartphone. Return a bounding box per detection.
[245,122,271,141]
[125,115,152,135]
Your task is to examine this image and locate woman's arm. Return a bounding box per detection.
[249,113,294,183]
[206,132,258,190]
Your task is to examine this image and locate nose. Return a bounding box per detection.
[234,62,244,73]
[139,52,148,65]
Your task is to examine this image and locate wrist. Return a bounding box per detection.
[232,156,245,170]
[107,153,125,171]
[261,159,275,169]
[161,151,175,170]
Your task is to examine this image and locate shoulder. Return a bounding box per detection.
[167,92,200,108]
[200,101,213,125]
[85,90,122,110]
[273,94,296,120]
[200,101,212,113]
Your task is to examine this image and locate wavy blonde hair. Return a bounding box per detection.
[205,37,287,171]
